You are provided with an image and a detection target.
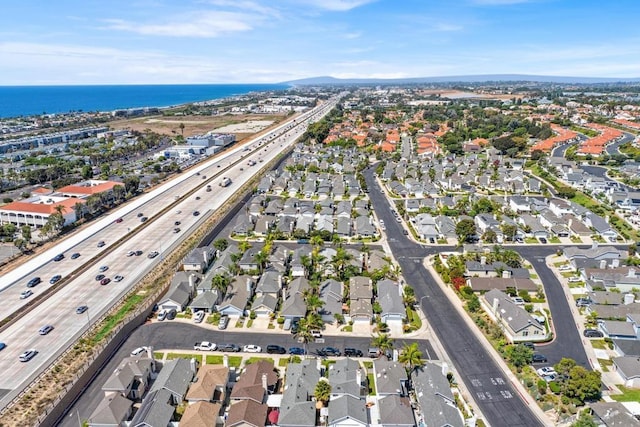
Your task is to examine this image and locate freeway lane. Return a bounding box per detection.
[58,320,438,426]
[365,168,543,427]
[0,97,341,410]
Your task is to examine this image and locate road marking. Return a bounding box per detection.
[471,378,483,387]
[501,390,513,399]
[477,392,486,400]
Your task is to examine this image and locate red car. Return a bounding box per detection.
[115,218,123,223]
[100,278,111,286]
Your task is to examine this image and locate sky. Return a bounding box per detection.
[0,0,639,85]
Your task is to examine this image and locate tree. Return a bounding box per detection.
[305,293,324,314]
[557,186,576,199]
[399,342,424,377]
[81,165,93,179]
[21,225,32,244]
[179,122,185,136]
[314,380,332,405]
[554,358,577,378]
[564,366,602,404]
[482,229,497,243]
[505,344,533,369]
[371,333,394,353]
[501,224,518,241]
[238,240,252,253]
[455,218,477,244]
[213,238,228,252]
[253,250,269,274]
[123,175,141,195]
[332,247,354,281]
[571,411,597,427]
[211,274,230,294]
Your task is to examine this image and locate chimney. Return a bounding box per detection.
[246,278,253,293]
[628,268,636,278]
[147,346,156,371]
[612,258,620,268]
[624,293,635,305]
[600,260,607,270]
[262,373,268,391]
[190,357,198,376]
[492,298,499,313]
[223,354,229,368]
[203,249,209,265]
[480,256,487,265]
[356,369,362,387]
[502,270,511,278]
[189,274,195,290]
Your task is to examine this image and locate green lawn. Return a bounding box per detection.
[245,357,274,365]
[611,386,640,402]
[549,236,561,244]
[166,353,202,363]
[93,294,144,343]
[525,238,538,244]
[367,373,376,395]
[204,355,242,367]
[153,352,164,360]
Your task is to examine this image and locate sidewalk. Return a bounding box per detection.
[423,257,553,427]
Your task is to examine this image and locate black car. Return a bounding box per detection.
[217,343,241,352]
[319,347,341,357]
[95,274,105,281]
[521,342,535,350]
[266,345,286,354]
[539,237,548,244]
[70,252,81,259]
[584,329,604,338]
[52,253,64,262]
[193,211,200,216]
[532,353,547,363]
[135,250,143,256]
[174,221,181,226]
[288,347,306,355]
[27,277,41,288]
[166,309,177,320]
[140,216,148,223]
[76,305,88,314]
[137,212,144,217]
[344,348,363,357]
[49,274,62,284]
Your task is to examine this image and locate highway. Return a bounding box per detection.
[0,96,341,409]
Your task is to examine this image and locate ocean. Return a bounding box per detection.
[0,84,289,119]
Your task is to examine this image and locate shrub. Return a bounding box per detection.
[537,379,547,395]
[249,311,257,320]
[277,316,285,324]
[549,381,562,394]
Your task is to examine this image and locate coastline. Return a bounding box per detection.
[0,83,289,119]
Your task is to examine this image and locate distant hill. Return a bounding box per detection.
[282,74,640,85]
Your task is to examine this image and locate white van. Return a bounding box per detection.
[157,309,168,321]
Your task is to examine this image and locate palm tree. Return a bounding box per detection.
[253,250,269,274]
[310,234,324,249]
[371,333,394,355]
[399,342,424,377]
[238,240,252,253]
[332,247,353,281]
[213,238,228,252]
[305,293,324,314]
[314,380,332,407]
[211,274,230,294]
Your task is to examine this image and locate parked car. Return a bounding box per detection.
[266,345,286,354]
[193,311,205,323]
[166,309,177,320]
[26,277,41,288]
[532,353,548,363]
[218,315,230,330]
[76,305,88,314]
[38,325,54,335]
[576,298,591,307]
[568,276,582,283]
[538,237,547,244]
[558,265,573,272]
[319,347,341,357]
[157,309,168,321]
[217,343,240,352]
[19,349,38,362]
[344,348,363,357]
[521,342,535,350]
[243,345,262,353]
[20,290,33,299]
[52,253,64,262]
[70,252,81,259]
[194,342,217,351]
[310,330,322,338]
[583,329,604,338]
[288,347,306,355]
[130,346,148,356]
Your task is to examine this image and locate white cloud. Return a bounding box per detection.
[293,0,377,12]
[103,10,258,37]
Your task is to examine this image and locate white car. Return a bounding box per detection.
[130,346,148,357]
[114,275,124,282]
[20,290,33,299]
[568,276,582,283]
[126,251,135,257]
[194,341,217,351]
[243,345,262,353]
[193,311,205,323]
[558,265,573,272]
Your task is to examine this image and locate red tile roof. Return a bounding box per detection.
[0,198,82,215]
[57,180,121,196]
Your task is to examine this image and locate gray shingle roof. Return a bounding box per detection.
[130,389,174,427]
[328,395,368,426]
[149,358,194,403]
[378,395,415,426]
[377,279,406,318]
[412,363,464,427]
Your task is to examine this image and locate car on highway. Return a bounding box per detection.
[127,250,135,257]
[243,345,262,353]
[100,278,111,286]
[195,196,201,200]
[266,345,286,354]
[217,343,240,352]
[344,348,363,357]
[173,228,181,233]
[49,274,62,284]
[194,342,216,351]
[52,253,64,262]
[137,212,144,217]
[532,353,547,363]
[19,349,38,362]
[114,275,124,282]
[95,274,105,281]
[27,277,41,287]
[97,241,106,247]
[147,251,159,259]
[140,216,148,223]
[20,290,33,299]
[135,250,143,256]
[99,265,109,272]
[130,346,148,356]
[76,305,88,314]
[318,347,341,357]
[70,252,81,259]
[38,325,54,335]
[193,311,205,323]
[115,217,123,223]
[584,329,604,338]
[0,342,6,351]
[193,211,200,216]
[174,221,181,226]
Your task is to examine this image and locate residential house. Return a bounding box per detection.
[185,364,229,403]
[217,275,254,317]
[585,213,618,242]
[413,214,438,242]
[613,357,640,388]
[590,402,640,427]
[377,279,406,325]
[87,393,133,427]
[179,402,222,427]
[319,279,344,322]
[349,276,373,323]
[158,272,198,312]
[129,389,174,427]
[238,249,260,273]
[377,395,415,427]
[354,215,376,238]
[599,320,638,340]
[278,360,320,427]
[189,291,220,314]
[209,245,238,277]
[183,246,216,274]
[102,356,154,401]
[281,277,310,321]
[149,358,194,405]
[412,363,464,427]
[230,360,278,402]
[327,395,368,427]
[509,196,531,213]
[226,400,268,427]
[481,289,547,343]
[328,358,366,400]
[466,277,538,294]
[372,359,409,396]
